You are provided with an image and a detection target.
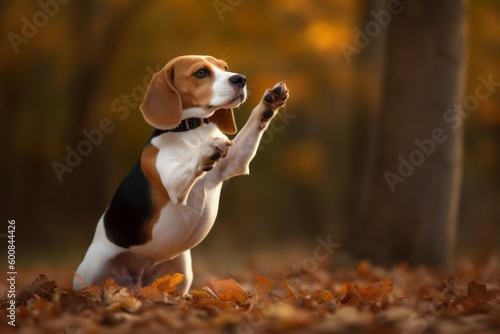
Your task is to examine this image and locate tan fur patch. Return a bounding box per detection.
[140,144,170,241]
[170,56,228,109]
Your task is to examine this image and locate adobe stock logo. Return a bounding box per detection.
[384,74,500,192]
[7,0,72,54]
[213,0,243,21]
[258,108,296,152]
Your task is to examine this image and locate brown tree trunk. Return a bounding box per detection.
[64,0,154,216]
[346,0,468,267]
[344,0,386,237]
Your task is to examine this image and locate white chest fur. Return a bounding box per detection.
[131,181,222,261]
[130,124,226,260]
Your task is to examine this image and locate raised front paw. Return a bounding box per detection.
[263,81,289,110]
[260,81,289,123]
[200,138,232,172]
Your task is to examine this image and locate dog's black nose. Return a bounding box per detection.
[229,74,246,88]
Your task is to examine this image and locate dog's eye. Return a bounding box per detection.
[224,66,229,71]
[194,69,209,78]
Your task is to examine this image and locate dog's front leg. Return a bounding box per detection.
[160,137,232,204]
[217,81,289,181]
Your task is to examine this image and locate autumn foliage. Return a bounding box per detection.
[1,259,499,333]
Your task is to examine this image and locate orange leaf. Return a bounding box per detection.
[341,281,362,305]
[357,261,371,276]
[254,276,273,300]
[209,278,248,303]
[102,277,120,299]
[196,298,233,310]
[358,284,382,301]
[313,289,333,302]
[284,282,297,300]
[379,278,393,303]
[79,285,102,301]
[103,277,119,288]
[106,296,142,312]
[151,273,184,293]
[139,286,163,299]
[341,279,393,306]
[467,280,487,298]
[442,278,462,296]
[191,289,211,299]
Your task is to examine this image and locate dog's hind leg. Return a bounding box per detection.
[73,242,126,289]
[73,217,128,289]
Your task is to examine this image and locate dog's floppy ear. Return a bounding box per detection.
[209,108,237,134]
[140,66,182,130]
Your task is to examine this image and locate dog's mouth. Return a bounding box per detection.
[208,91,247,110]
[228,92,246,106]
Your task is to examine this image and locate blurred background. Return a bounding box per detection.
[1,0,499,284]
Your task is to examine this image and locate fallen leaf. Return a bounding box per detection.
[341,279,393,306]
[284,281,298,300]
[17,275,57,304]
[441,278,465,297]
[357,261,372,276]
[254,276,273,301]
[106,286,142,312]
[103,277,119,288]
[341,281,363,305]
[102,277,121,302]
[380,277,393,301]
[151,273,184,293]
[209,278,248,303]
[191,289,211,299]
[79,285,103,302]
[467,280,487,298]
[106,296,142,313]
[195,298,233,310]
[3,256,500,333]
[313,289,333,302]
[138,286,163,300]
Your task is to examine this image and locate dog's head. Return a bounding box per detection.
[140,55,247,134]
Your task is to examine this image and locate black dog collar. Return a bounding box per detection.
[157,118,209,134]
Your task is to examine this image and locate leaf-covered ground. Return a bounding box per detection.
[1,257,499,334]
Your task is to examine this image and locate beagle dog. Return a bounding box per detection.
[73,55,289,294]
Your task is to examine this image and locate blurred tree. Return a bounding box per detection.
[459,0,500,257]
[0,0,153,259]
[1,0,497,266]
[346,0,468,267]
[344,0,386,236]
[68,0,153,142]
[63,0,154,217]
